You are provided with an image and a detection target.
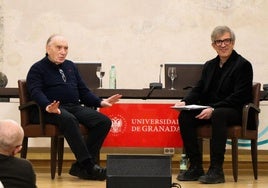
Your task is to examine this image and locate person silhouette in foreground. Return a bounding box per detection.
[0,119,37,187]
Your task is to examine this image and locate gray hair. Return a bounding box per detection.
[46,34,61,45]
[211,26,236,42]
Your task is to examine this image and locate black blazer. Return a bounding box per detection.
[0,154,37,188]
[183,50,253,110]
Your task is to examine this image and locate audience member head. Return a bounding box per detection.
[0,119,24,156]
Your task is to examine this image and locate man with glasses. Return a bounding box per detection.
[26,34,122,181]
[0,119,37,188]
[174,26,253,184]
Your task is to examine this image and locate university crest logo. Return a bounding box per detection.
[109,114,127,136]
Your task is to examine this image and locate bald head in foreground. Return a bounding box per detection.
[0,119,37,188]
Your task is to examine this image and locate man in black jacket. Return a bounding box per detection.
[175,26,253,184]
[0,119,37,188]
[26,34,122,181]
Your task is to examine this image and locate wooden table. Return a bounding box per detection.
[0,87,267,100]
[0,87,189,100]
[91,88,189,99]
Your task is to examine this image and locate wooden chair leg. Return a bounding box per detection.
[198,138,203,163]
[57,137,64,176]
[50,137,58,179]
[231,138,238,182]
[21,137,28,158]
[251,139,258,180]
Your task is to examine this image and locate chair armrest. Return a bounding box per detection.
[18,101,47,135]
[18,101,37,110]
[241,103,260,137]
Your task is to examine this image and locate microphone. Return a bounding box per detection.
[143,86,156,100]
[159,64,163,84]
[144,64,163,100]
[149,64,163,89]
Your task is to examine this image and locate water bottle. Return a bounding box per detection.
[179,153,188,174]
[109,65,116,89]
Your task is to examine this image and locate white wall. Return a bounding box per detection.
[1,0,268,89]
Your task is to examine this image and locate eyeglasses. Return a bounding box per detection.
[214,38,233,46]
[59,69,66,82]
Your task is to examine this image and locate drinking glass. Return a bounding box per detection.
[96,66,105,88]
[168,67,177,90]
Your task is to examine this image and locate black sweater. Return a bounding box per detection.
[26,56,101,109]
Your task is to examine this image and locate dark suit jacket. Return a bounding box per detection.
[0,154,37,188]
[182,50,253,110]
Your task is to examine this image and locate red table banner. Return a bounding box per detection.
[99,103,182,147]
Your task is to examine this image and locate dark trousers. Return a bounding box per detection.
[179,107,241,168]
[31,104,111,164]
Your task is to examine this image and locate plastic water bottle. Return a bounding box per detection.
[180,153,188,174]
[109,65,116,89]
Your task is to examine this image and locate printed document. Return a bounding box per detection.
[171,104,210,111]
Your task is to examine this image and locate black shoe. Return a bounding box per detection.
[69,162,90,179]
[69,162,106,181]
[198,166,225,184]
[88,164,106,181]
[69,162,80,176]
[177,166,204,181]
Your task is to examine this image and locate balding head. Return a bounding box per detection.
[46,34,65,46]
[45,34,69,64]
[0,119,24,156]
